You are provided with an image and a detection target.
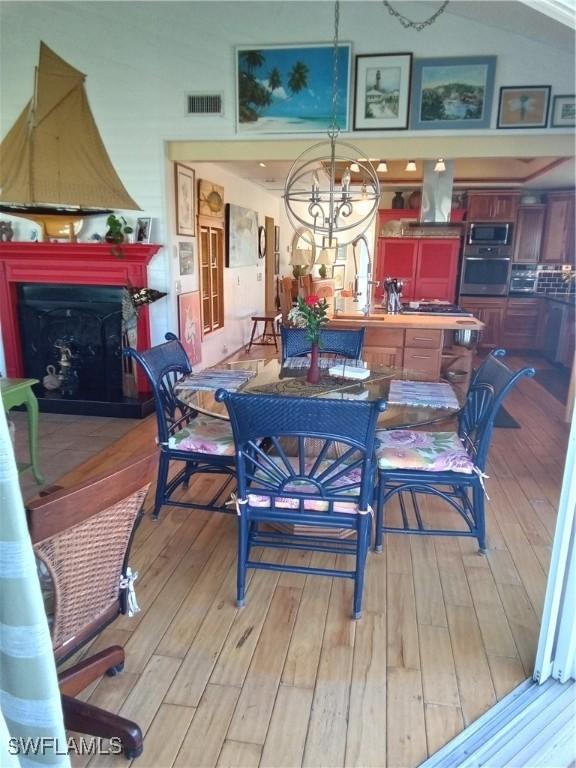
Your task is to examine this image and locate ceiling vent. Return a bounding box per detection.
[186,93,223,116]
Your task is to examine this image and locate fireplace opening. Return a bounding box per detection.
[17,283,153,418]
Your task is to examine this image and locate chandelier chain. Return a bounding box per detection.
[330,0,340,138]
[382,0,449,31]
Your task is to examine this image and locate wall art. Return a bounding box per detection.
[225,203,258,267]
[410,56,496,130]
[353,53,412,130]
[198,179,225,218]
[497,85,551,129]
[236,43,351,133]
[175,163,195,236]
[136,217,151,243]
[551,94,575,127]
[178,241,195,275]
[178,291,202,365]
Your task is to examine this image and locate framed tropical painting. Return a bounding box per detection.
[236,43,351,133]
[410,56,496,130]
[497,86,551,128]
[353,53,412,130]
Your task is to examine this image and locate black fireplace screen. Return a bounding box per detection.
[18,284,125,402]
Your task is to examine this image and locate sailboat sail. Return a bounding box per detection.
[0,42,140,211]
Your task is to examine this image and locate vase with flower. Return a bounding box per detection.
[287,294,330,384]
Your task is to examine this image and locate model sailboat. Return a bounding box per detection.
[0,42,139,239]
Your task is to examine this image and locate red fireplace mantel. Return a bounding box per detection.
[0,242,161,387]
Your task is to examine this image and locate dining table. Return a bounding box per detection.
[173,357,463,430]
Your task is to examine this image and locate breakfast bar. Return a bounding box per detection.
[329,304,485,395]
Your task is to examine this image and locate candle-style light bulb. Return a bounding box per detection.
[342,167,351,192]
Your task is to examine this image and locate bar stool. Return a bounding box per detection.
[246,313,282,352]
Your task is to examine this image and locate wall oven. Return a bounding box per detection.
[459,245,512,296]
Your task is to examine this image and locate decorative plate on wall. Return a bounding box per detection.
[198,179,225,218]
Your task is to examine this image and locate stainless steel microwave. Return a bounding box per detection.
[466,222,513,247]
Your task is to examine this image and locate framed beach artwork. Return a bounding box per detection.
[236,43,351,133]
[551,94,575,127]
[225,203,258,267]
[178,241,195,276]
[178,291,202,365]
[497,86,551,129]
[175,163,196,236]
[410,56,496,130]
[353,53,412,130]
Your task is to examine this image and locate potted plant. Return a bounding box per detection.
[104,214,133,244]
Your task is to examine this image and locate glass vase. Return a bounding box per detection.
[307,342,321,385]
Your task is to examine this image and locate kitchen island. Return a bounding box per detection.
[329,304,484,395]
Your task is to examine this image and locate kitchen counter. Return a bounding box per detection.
[332,300,484,332]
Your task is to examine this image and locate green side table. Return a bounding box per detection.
[1,378,45,484]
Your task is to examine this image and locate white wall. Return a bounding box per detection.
[0,1,574,368]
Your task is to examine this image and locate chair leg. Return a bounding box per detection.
[236,514,248,607]
[59,646,125,697]
[353,516,370,620]
[246,320,258,352]
[474,484,487,554]
[61,694,143,759]
[153,454,170,519]
[374,475,385,552]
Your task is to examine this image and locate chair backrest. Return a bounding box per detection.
[124,336,192,442]
[470,348,507,388]
[299,274,313,298]
[280,326,365,363]
[216,391,386,512]
[458,356,535,469]
[28,452,156,661]
[278,277,293,322]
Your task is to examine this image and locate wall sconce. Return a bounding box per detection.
[405,160,417,172]
[434,158,446,172]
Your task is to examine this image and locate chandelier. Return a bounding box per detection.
[283,1,380,249]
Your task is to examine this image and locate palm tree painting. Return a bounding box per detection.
[237,44,350,133]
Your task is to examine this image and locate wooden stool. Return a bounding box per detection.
[246,314,281,352]
[1,377,45,484]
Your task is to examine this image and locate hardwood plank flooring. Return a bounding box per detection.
[22,348,570,767]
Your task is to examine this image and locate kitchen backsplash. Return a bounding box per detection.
[535,264,574,295]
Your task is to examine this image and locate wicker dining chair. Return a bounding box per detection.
[280,326,365,364]
[27,451,157,759]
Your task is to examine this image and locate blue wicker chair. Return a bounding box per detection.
[374,355,535,553]
[280,326,365,364]
[216,391,386,619]
[124,335,236,519]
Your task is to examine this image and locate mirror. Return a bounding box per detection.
[290,227,316,277]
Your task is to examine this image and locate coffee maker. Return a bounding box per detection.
[383,278,403,314]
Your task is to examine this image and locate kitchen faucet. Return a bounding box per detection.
[351,234,377,315]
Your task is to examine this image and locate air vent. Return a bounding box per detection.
[186,93,223,116]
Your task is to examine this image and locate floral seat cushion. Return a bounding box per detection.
[247,458,369,515]
[375,430,475,474]
[168,414,235,456]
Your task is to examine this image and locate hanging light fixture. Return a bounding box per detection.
[283,1,380,247]
[405,160,417,172]
[434,157,446,172]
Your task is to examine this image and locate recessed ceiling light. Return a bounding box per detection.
[405,160,417,172]
[259,162,266,167]
[376,161,388,173]
[434,158,446,172]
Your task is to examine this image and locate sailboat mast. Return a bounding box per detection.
[28,62,39,205]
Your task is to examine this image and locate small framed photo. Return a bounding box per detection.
[497,86,551,129]
[353,53,412,130]
[411,56,496,130]
[175,163,196,236]
[178,291,202,365]
[274,225,280,253]
[335,245,347,263]
[332,263,346,291]
[136,217,151,243]
[178,241,195,276]
[551,94,575,127]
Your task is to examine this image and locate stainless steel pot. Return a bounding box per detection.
[454,329,480,347]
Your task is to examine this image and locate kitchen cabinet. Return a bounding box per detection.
[375,238,460,303]
[502,298,541,350]
[460,297,506,348]
[466,191,520,222]
[513,205,546,262]
[541,191,575,265]
[558,305,575,368]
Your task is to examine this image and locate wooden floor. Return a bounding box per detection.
[30,349,569,768]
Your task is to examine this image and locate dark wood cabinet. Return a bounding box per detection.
[460,297,506,348]
[513,205,546,262]
[375,238,460,303]
[466,192,520,222]
[558,305,575,368]
[541,191,575,265]
[502,298,541,349]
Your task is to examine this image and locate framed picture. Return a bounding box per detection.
[225,203,258,267]
[332,263,346,291]
[236,43,351,133]
[353,53,412,130]
[274,225,280,253]
[335,245,347,263]
[175,163,196,236]
[198,179,225,218]
[551,94,575,127]
[497,86,551,129]
[178,291,202,365]
[410,56,496,130]
[178,241,195,276]
[136,217,151,243]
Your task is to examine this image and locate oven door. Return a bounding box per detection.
[460,256,511,296]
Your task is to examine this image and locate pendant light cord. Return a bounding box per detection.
[382,1,449,31]
[329,0,340,139]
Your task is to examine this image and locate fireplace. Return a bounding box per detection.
[0,242,161,416]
